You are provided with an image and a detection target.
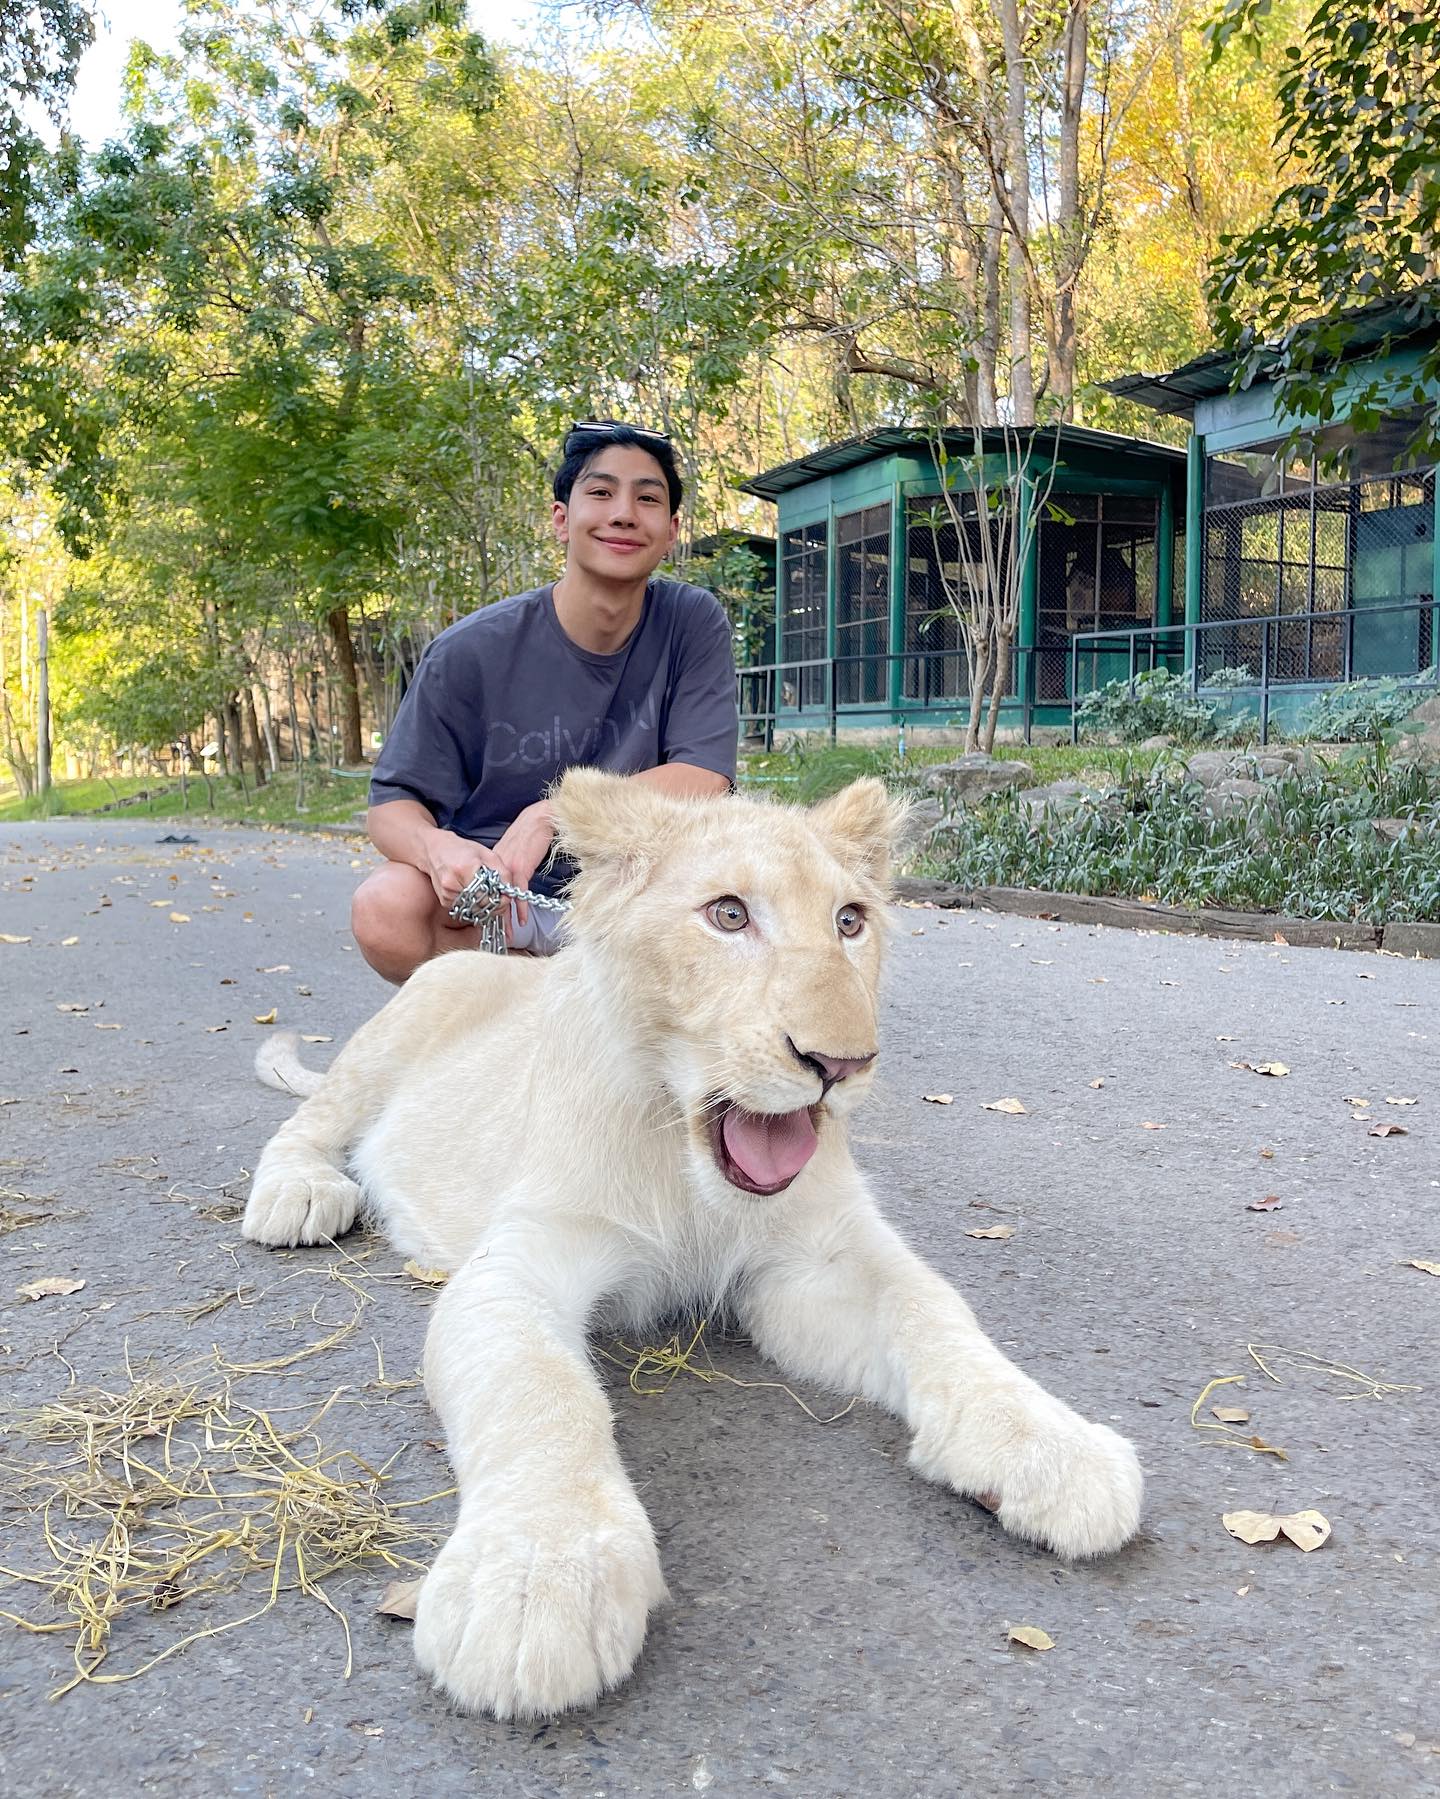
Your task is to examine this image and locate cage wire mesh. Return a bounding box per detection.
[1035,493,1161,700]
[1202,412,1438,689]
[834,504,890,705]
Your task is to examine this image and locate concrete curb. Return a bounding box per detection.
[893,875,1440,958]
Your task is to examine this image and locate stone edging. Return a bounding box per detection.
[893,876,1440,960]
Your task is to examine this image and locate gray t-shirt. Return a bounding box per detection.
[369,578,738,894]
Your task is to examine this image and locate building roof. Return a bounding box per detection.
[1101,297,1440,419]
[739,423,1185,501]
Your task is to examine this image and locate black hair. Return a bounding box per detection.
[553,423,684,516]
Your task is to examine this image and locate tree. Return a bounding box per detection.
[1207,0,1440,460]
[0,0,92,261]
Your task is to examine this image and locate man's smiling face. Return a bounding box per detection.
[553,445,679,585]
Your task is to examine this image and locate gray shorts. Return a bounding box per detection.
[505,899,569,957]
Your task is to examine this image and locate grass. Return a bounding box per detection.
[918,750,1440,923]
[0,766,368,830]
[739,738,1164,803]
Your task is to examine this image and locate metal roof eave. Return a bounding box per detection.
[738,422,1185,501]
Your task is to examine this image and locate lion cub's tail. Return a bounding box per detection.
[254,1030,326,1099]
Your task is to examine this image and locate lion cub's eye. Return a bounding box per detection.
[707,896,750,933]
[836,904,866,938]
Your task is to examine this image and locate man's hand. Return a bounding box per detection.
[423,830,506,912]
[491,800,557,927]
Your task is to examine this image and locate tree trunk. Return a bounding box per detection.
[982,629,1014,754]
[1051,0,1089,417]
[243,683,267,787]
[996,0,1035,423]
[965,641,993,752]
[325,604,364,765]
[214,708,230,778]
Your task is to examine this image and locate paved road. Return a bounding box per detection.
[1,820,1437,1799]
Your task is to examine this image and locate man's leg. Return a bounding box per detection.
[351,862,479,984]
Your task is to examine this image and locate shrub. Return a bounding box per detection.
[1075,668,1218,744]
[922,750,1440,921]
[1301,677,1425,742]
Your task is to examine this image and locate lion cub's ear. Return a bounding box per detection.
[549,767,684,880]
[810,778,909,885]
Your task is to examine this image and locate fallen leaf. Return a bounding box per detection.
[55,1003,88,1014]
[966,1225,1015,1240]
[1216,1035,1235,1042]
[301,1034,333,1044]
[1222,1508,1330,1552]
[254,1009,277,1025]
[169,912,191,924]
[1141,1121,1166,1130]
[61,936,79,946]
[1236,1584,1252,1597]
[922,1093,954,1105]
[0,933,31,944]
[1386,1096,1418,1107]
[17,1276,86,1300]
[1212,1405,1251,1423]
[1369,1123,1408,1138]
[402,1261,450,1285]
[1272,932,1289,946]
[94,1022,121,1031]
[376,1578,423,1621]
[1007,1625,1054,1652]
[1229,1060,1290,1078]
[1247,1194,1283,1212]
[1088,1078,1105,1089]
[206,1025,228,1034]
[148,899,171,908]
[1343,1096,1370,1107]
[1259,1147,1275,1160]
[260,964,291,973]
[1406,1260,1440,1276]
[982,1097,1027,1115]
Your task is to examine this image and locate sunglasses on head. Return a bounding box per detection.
[565,419,673,453]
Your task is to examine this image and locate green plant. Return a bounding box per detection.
[922,748,1440,922]
[1075,668,1219,745]
[1301,678,1425,743]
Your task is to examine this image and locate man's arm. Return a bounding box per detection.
[495,763,729,904]
[368,798,507,911]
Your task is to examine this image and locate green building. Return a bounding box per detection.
[738,425,1187,737]
[738,303,1439,741]
[1105,301,1440,722]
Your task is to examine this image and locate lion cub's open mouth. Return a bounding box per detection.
[706,1099,820,1196]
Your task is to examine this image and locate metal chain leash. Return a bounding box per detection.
[448,865,572,955]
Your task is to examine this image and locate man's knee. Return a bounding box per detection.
[351,863,435,953]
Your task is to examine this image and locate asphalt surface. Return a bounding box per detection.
[1,819,1437,1799]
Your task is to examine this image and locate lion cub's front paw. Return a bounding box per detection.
[992,1402,1143,1561]
[414,1498,668,1719]
[242,1157,361,1247]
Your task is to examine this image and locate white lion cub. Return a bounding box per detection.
[243,771,1142,1719]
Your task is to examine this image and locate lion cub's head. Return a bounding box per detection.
[550,771,907,1201]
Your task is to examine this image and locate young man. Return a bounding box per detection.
[354,422,738,983]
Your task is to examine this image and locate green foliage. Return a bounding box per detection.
[0,0,92,261]
[1207,0,1440,465]
[1300,676,1431,743]
[925,753,1440,922]
[1075,668,1220,744]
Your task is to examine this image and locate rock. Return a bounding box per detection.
[1199,777,1270,820]
[1371,816,1417,843]
[1394,728,1440,765]
[922,754,1033,808]
[1016,779,1104,821]
[1182,747,1313,787]
[1138,735,1175,751]
[1403,695,1440,730]
[896,797,946,856]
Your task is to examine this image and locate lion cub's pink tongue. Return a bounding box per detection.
[721,1105,818,1190]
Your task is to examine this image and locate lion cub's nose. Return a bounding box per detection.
[787,1038,877,1094]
